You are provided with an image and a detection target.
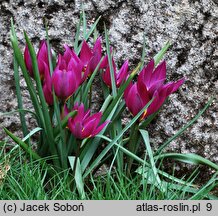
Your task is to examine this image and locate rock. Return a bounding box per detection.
[0,0,217,168]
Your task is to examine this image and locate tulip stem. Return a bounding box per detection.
[59,102,68,170]
[127,123,140,175]
[73,139,81,175]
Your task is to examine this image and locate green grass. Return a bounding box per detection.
[1,145,218,200]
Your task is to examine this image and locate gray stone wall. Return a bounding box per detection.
[0,0,217,164]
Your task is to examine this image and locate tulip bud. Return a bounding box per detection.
[24,40,50,80]
[52,46,82,101]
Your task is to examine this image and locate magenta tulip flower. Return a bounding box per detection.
[52,45,82,101]
[79,37,102,81]
[124,60,185,120]
[42,62,53,105]
[101,56,129,88]
[24,40,49,80]
[66,102,109,139]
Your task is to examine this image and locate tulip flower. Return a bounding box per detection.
[42,62,53,105]
[24,40,49,79]
[101,57,129,88]
[79,37,102,81]
[52,45,82,101]
[66,102,109,139]
[124,60,185,120]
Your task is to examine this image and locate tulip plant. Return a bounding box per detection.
[4,10,217,197]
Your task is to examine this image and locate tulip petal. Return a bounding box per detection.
[64,104,69,117]
[67,103,108,139]
[124,84,144,116]
[52,69,78,100]
[74,122,83,139]
[139,59,155,87]
[148,78,165,95]
[93,37,102,54]
[172,78,185,93]
[43,62,52,89]
[92,120,110,136]
[124,82,134,108]
[137,73,150,104]
[80,40,93,64]
[100,46,113,68]
[24,44,34,77]
[145,91,162,117]
[102,66,113,87]
[43,83,53,106]
[73,103,86,122]
[82,119,97,138]
[63,45,74,64]
[117,60,129,87]
[67,57,82,83]
[100,54,109,68]
[149,60,166,87]
[83,112,101,127]
[37,40,50,78]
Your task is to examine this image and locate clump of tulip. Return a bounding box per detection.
[22,36,185,173]
[7,13,188,191]
[6,11,218,199]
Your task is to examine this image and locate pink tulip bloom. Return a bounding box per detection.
[24,40,49,80]
[101,56,129,88]
[42,62,53,106]
[79,37,102,81]
[66,102,109,139]
[124,60,185,120]
[52,45,82,101]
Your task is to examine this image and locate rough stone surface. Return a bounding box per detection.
[0,0,217,170]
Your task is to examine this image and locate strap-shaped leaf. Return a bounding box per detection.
[156,153,218,171]
[69,156,85,199]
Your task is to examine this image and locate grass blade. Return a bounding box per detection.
[84,16,101,41]
[104,24,117,97]
[156,153,218,171]
[13,56,28,137]
[69,156,85,199]
[82,8,87,38]
[22,127,42,142]
[97,134,196,188]
[4,128,41,160]
[1,109,37,120]
[140,129,165,192]
[77,16,101,54]
[154,41,171,65]
[74,12,83,52]
[189,176,218,200]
